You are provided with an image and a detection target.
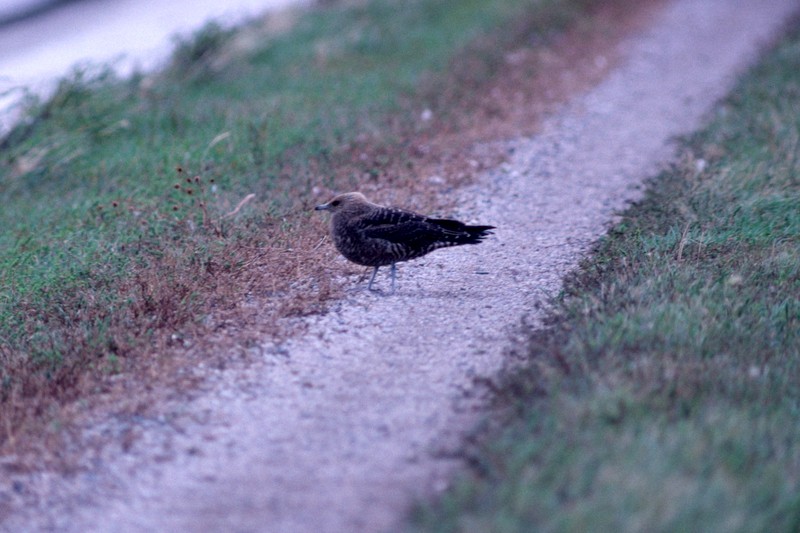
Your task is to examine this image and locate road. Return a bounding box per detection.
[0,0,305,131]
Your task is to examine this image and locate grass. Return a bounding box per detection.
[408,18,800,533]
[0,0,610,450]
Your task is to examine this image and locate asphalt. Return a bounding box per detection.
[0,0,304,132]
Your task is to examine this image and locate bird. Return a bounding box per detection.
[314,192,494,292]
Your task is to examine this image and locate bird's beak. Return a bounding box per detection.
[314,202,330,211]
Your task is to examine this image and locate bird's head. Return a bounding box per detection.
[314,192,373,213]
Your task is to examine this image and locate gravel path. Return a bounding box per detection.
[3,1,797,531]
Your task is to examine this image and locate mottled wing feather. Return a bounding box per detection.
[359,209,452,247]
[363,220,445,247]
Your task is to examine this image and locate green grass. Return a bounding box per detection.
[408,19,800,533]
[0,0,598,444]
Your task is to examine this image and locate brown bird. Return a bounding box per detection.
[315,192,494,291]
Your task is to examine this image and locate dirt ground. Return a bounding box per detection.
[2,0,798,532]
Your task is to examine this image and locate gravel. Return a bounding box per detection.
[2,1,797,531]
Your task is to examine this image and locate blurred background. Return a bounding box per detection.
[0,0,305,130]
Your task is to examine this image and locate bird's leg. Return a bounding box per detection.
[390,263,396,294]
[367,266,380,290]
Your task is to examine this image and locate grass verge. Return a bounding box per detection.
[0,0,629,454]
[408,18,800,533]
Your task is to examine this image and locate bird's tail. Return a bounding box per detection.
[464,224,495,244]
[428,218,495,245]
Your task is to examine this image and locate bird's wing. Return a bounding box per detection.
[359,209,444,246]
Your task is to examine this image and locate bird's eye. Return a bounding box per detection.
[331,200,341,207]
